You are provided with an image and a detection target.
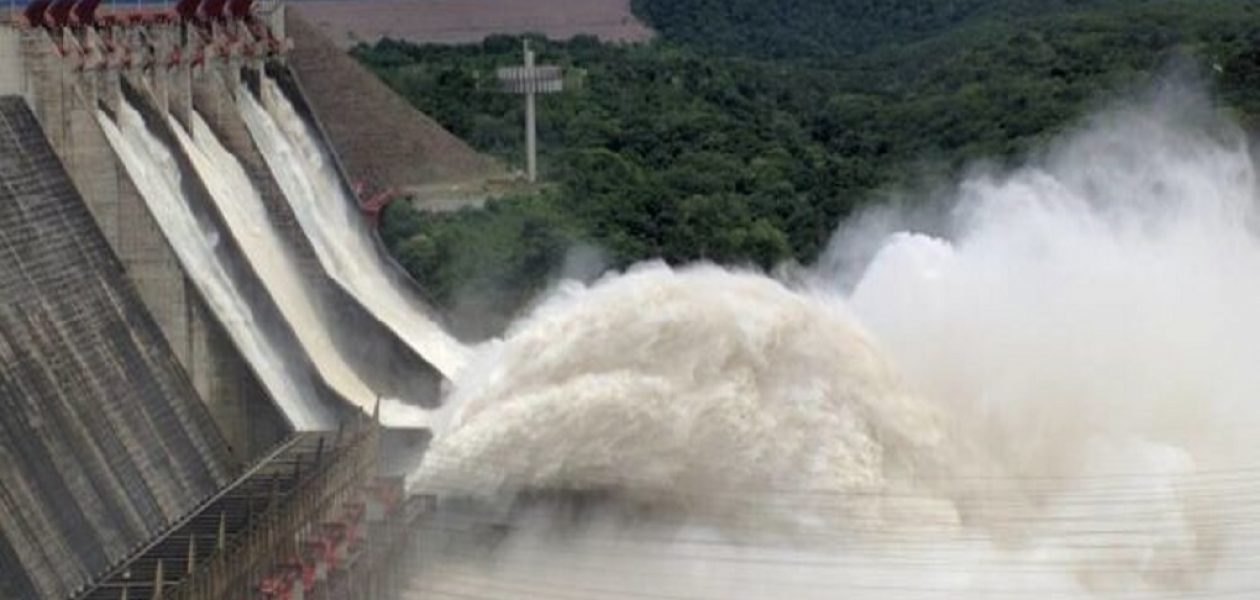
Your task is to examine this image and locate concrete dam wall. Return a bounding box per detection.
[0,1,496,595]
[5,6,466,433]
[285,7,503,196]
[0,97,236,599]
[8,22,292,460]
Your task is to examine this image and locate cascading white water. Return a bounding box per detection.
[97,101,332,430]
[168,110,435,427]
[404,87,1260,598]
[238,79,469,378]
[410,264,949,528]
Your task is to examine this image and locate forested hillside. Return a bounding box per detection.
[631,0,1110,59]
[359,0,1260,337]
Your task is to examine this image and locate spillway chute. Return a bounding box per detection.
[169,102,431,428]
[97,93,337,430]
[239,76,470,380]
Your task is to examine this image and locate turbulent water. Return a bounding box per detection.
[238,78,469,378]
[98,101,334,429]
[406,87,1260,597]
[169,110,384,414]
[170,109,432,427]
[412,265,950,527]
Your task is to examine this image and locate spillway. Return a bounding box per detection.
[97,99,335,430]
[168,109,404,422]
[239,78,469,378]
[0,4,491,595]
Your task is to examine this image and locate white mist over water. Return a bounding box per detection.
[97,101,333,429]
[406,88,1260,597]
[238,78,469,378]
[169,110,427,428]
[413,264,950,525]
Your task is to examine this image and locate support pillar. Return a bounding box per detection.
[524,44,537,183]
[152,560,164,600]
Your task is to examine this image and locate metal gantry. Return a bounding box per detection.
[75,418,409,600]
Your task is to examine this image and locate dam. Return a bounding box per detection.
[0,1,491,597]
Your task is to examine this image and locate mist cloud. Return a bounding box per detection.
[405,82,1260,598]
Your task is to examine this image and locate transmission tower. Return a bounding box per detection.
[497,40,563,182]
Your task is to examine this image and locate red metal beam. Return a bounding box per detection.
[98,8,174,26]
[70,0,102,26]
[199,0,227,21]
[45,0,75,27]
[22,0,52,26]
[357,185,399,223]
[174,0,200,21]
[226,0,252,19]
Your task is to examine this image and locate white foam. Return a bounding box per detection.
[239,79,469,378]
[405,89,1260,597]
[170,110,433,428]
[98,102,333,429]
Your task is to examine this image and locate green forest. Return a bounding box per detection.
[358,0,1260,337]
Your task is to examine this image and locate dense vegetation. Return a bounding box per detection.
[632,0,1118,60]
[359,0,1260,337]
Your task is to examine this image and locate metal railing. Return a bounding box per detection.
[169,424,378,600]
